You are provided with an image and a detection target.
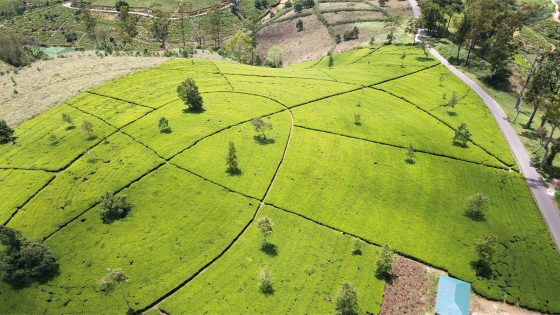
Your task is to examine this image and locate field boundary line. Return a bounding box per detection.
[42,162,166,241]
[212,61,235,92]
[349,46,383,64]
[86,91,157,109]
[368,62,440,86]
[139,92,296,315]
[0,166,57,173]
[221,72,338,83]
[373,87,514,169]
[171,163,261,202]
[295,125,511,171]
[3,175,56,226]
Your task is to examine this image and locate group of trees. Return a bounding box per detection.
[0,31,36,67]
[98,192,132,223]
[0,120,15,144]
[419,0,541,76]
[293,0,314,13]
[0,226,59,288]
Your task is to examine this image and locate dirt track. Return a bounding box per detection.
[0,52,168,127]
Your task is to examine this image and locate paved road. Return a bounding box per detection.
[408,0,560,250]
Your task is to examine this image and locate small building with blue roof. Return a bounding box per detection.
[435,275,471,315]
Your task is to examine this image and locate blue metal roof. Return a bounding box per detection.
[435,275,471,315]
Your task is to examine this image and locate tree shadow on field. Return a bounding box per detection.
[6,267,60,290]
[376,271,397,283]
[470,260,492,279]
[261,243,278,257]
[226,167,242,176]
[183,108,205,114]
[405,158,415,165]
[463,210,486,222]
[520,130,540,141]
[254,135,275,145]
[86,135,98,141]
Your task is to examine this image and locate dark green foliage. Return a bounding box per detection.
[151,9,170,49]
[0,120,15,144]
[254,0,268,10]
[296,19,304,32]
[328,53,334,68]
[294,0,303,12]
[177,78,204,112]
[378,0,387,7]
[352,238,362,255]
[0,226,59,288]
[115,0,128,11]
[465,193,489,220]
[98,192,132,223]
[453,123,471,147]
[82,120,94,138]
[375,244,394,280]
[343,27,359,41]
[158,117,171,133]
[353,113,361,126]
[226,141,240,175]
[335,282,358,315]
[406,144,415,164]
[335,34,341,43]
[0,32,33,67]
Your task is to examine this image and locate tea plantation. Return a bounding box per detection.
[1,45,559,314]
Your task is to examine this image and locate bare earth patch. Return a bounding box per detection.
[257,14,332,65]
[0,52,169,126]
[471,295,541,315]
[379,256,440,315]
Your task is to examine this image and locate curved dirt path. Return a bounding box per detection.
[408,0,560,251]
[62,0,234,19]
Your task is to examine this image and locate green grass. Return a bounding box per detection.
[377,65,516,167]
[0,164,258,313]
[65,93,154,128]
[0,104,116,170]
[8,132,163,239]
[160,205,386,315]
[267,127,560,310]
[292,88,505,168]
[122,92,285,159]
[1,49,560,313]
[171,111,292,199]
[0,169,54,223]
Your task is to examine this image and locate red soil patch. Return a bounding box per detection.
[379,256,439,315]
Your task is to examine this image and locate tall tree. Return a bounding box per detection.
[384,13,403,44]
[335,282,358,315]
[208,9,225,49]
[539,94,560,170]
[0,120,15,144]
[225,32,254,64]
[177,78,203,111]
[76,0,97,46]
[524,51,560,129]
[117,3,138,47]
[177,0,192,47]
[99,268,131,311]
[151,8,170,49]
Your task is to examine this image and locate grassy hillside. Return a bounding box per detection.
[1,46,559,313]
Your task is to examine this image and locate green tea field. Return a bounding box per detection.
[1,45,559,314]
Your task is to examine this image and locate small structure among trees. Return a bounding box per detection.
[98,192,132,223]
[0,226,59,287]
[335,281,358,315]
[177,78,204,112]
[0,120,15,144]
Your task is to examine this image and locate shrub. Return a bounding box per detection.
[82,120,94,138]
[256,216,274,247]
[354,114,361,126]
[0,120,15,144]
[465,193,489,220]
[474,234,498,277]
[406,144,415,163]
[158,117,171,133]
[352,238,362,255]
[296,19,304,32]
[335,282,358,315]
[226,141,241,175]
[335,34,341,43]
[98,192,132,223]
[375,244,394,280]
[64,32,78,43]
[294,0,303,12]
[266,45,283,68]
[328,53,334,68]
[453,123,471,147]
[177,78,204,112]
[252,117,273,143]
[259,266,273,294]
[0,226,59,288]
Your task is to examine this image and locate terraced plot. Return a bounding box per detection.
[1,45,559,314]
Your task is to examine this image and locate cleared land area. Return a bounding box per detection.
[0,53,169,126]
[1,46,559,314]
